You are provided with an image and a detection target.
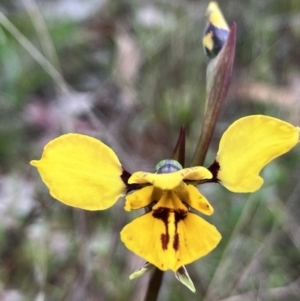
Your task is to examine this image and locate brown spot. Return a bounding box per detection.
[161,234,169,250]
[153,207,170,250]
[173,209,187,251]
[173,233,179,251]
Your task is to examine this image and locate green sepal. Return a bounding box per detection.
[129,262,154,280]
[175,266,196,293]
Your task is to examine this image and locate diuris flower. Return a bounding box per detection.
[122,165,221,271]
[30,115,299,272]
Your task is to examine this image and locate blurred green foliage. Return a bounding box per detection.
[0,0,300,300]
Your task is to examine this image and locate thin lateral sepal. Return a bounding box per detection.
[175,266,196,293]
[129,262,154,279]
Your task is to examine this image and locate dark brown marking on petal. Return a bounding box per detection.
[161,234,169,250]
[207,160,221,183]
[152,207,170,250]
[120,168,147,193]
[173,209,187,251]
[173,233,179,251]
[120,168,131,183]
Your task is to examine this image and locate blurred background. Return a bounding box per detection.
[1,0,300,300]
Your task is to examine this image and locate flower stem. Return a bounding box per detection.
[191,23,236,166]
[144,268,164,301]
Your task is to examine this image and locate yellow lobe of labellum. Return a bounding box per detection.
[128,167,212,190]
[125,183,214,215]
[216,115,300,193]
[176,184,214,215]
[124,186,159,211]
[121,190,221,272]
[30,134,126,210]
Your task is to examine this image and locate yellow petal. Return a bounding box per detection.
[121,209,221,272]
[30,134,126,210]
[205,2,229,31]
[176,184,214,215]
[216,115,300,192]
[125,186,162,211]
[183,167,212,181]
[128,167,212,190]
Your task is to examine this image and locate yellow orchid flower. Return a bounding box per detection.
[30,115,299,272]
[121,166,221,271]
